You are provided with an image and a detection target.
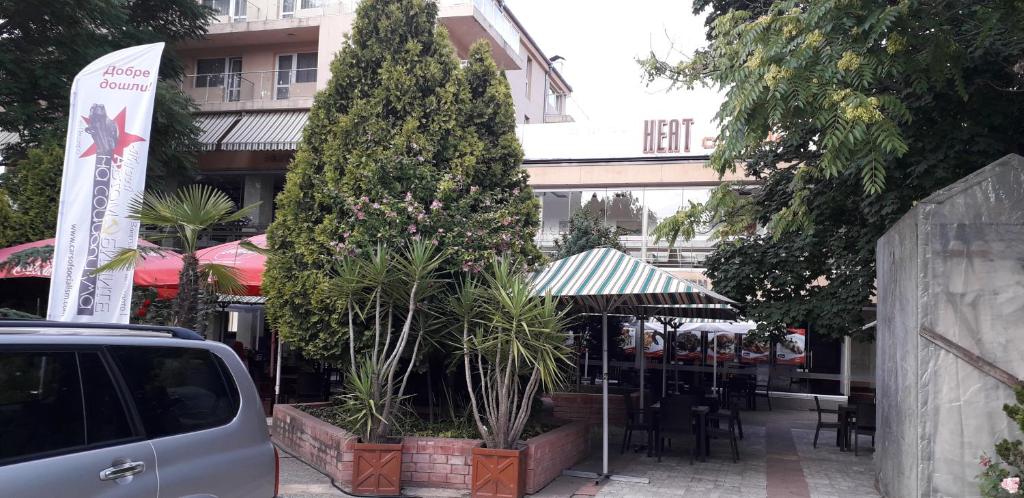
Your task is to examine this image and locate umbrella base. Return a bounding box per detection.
[561,469,650,484]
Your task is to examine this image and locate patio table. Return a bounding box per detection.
[837,404,857,451]
[648,402,711,461]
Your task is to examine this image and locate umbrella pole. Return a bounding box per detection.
[602,310,609,477]
[638,313,646,414]
[662,323,669,397]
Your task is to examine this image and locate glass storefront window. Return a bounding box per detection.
[605,190,643,236]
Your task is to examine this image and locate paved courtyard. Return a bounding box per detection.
[278,408,880,498]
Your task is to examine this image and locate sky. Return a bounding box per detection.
[503,0,723,126]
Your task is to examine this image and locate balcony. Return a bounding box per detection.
[182,70,317,112]
[194,0,524,69]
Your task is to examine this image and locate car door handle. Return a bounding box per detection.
[99,460,146,481]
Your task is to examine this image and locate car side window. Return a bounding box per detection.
[109,346,240,439]
[78,352,134,445]
[0,351,85,463]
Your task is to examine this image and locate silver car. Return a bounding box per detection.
[0,321,279,497]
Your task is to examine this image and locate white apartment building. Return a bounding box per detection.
[178,0,572,239]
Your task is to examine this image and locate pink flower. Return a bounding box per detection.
[407,224,417,234]
[360,196,369,203]
[372,202,381,209]
[355,211,365,220]
[431,199,443,210]
[1002,477,1020,494]
[981,455,992,468]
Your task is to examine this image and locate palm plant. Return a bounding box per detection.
[330,240,446,443]
[451,259,571,449]
[98,184,257,331]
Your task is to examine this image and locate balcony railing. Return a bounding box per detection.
[468,0,519,50]
[206,0,358,23]
[182,70,318,105]
[204,0,520,52]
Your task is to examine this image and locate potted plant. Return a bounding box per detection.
[450,259,570,498]
[333,241,445,495]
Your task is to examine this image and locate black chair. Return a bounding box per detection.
[656,396,698,463]
[725,376,753,410]
[853,403,876,456]
[812,396,841,448]
[620,393,651,454]
[706,401,741,462]
[712,398,744,440]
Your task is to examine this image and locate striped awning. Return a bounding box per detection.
[531,247,735,313]
[196,113,241,151]
[0,130,19,147]
[220,110,308,151]
[638,304,739,321]
[217,294,266,305]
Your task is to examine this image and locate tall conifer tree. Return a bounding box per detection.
[265,1,539,360]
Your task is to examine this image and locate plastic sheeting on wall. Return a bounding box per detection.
[876,154,1024,497]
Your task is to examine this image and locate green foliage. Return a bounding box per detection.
[978,386,1024,497]
[0,0,211,150]
[265,0,540,361]
[98,185,257,331]
[0,0,210,246]
[0,141,64,247]
[0,308,40,319]
[322,240,446,443]
[645,0,1024,340]
[450,259,571,449]
[553,209,623,259]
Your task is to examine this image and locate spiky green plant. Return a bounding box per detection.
[328,240,446,443]
[96,184,257,331]
[450,259,571,449]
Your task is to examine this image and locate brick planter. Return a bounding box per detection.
[272,404,589,494]
[400,436,480,488]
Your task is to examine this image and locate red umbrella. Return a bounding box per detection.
[0,238,183,298]
[197,234,266,296]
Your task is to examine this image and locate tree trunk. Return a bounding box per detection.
[174,253,200,330]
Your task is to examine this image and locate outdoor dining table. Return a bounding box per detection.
[837,404,857,451]
[648,401,712,461]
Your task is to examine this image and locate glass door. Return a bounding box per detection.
[225,57,243,102]
[275,54,294,100]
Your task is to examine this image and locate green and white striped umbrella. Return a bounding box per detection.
[531,247,736,312]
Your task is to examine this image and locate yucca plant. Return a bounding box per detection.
[97,184,257,331]
[330,240,446,443]
[451,259,571,449]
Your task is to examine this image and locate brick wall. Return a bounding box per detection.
[272,403,356,487]
[524,421,590,494]
[401,436,481,489]
[550,392,638,426]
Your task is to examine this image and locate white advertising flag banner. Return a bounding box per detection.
[47,43,165,323]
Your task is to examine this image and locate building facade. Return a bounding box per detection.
[518,118,750,287]
[179,0,572,242]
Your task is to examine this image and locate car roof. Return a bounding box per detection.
[0,320,204,340]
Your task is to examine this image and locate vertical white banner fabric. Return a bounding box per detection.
[47,43,165,323]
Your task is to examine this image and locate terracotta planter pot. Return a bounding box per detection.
[352,441,403,496]
[471,445,526,498]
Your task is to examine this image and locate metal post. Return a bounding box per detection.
[274,333,283,405]
[601,310,609,477]
[638,313,646,413]
[662,322,669,397]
